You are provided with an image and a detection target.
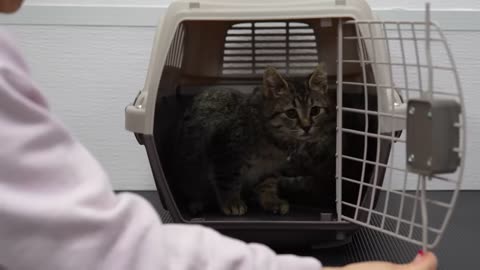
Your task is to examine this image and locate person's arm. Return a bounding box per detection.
[0,30,321,270]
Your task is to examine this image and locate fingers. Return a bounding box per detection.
[406,251,438,270]
[326,252,438,270]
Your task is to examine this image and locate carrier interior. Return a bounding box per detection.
[153,18,390,222]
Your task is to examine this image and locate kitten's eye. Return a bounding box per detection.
[310,106,323,117]
[285,109,298,119]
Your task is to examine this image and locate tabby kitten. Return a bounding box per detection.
[173,64,335,216]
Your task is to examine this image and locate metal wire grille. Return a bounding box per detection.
[222,21,319,75]
[337,15,465,249]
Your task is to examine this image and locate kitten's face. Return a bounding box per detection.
[261,64,332,143]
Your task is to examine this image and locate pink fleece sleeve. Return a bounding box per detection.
[0,29,322,270]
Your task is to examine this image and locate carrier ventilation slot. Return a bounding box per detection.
[222,22,319,75]
[165,24,185,68]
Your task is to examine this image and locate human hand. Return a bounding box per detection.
[324,251,437,270]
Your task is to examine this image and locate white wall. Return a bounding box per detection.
[24,0,171,5]
[21,0,480,9]
[1,0,479,190]
[368,0,480,9]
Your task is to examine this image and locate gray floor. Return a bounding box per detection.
[133,191,479,269]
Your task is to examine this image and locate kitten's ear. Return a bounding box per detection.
[308,63,328,94]
[263,67,288,98]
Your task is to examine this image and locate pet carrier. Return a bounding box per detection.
[125,0,465,250]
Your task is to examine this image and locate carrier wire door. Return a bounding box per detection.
[336,6,465,250]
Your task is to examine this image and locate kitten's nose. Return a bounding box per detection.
[301,118,311,134]
[302,125,312,133]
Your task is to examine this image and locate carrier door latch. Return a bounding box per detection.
[406,98,461,175]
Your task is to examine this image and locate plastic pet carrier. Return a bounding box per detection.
[126,0,466,250]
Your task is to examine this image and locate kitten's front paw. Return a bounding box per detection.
[222,198,248,216]
[261,198,290,215]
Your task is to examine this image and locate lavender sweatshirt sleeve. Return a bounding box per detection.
[0,30,322,270]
